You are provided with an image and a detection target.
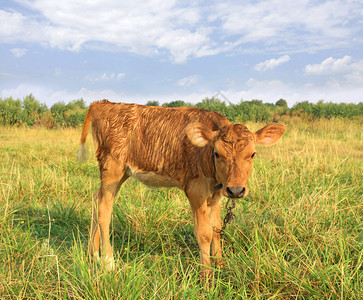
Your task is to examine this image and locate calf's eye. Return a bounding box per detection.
[214,152,220,158]
[251,152,256,159]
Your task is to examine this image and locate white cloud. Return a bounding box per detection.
[211,0,363,53]
[178,75,199,87]
[345,68,363,86]
[0,84,53,101]
[228,75,363,105]
[246,78,287,89]
[10,48,27,57]
[0,0,212,63]
[305,56,352,75]
[254,55,290,71]
[0,9,47,45]
[1,1,361,62]
[305,56,363,86]
[246,78,288,93]
[86,73,126,81]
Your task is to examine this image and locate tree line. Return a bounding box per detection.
[148,98,362,122]
[0,94,362,128]
[0,94,87,128]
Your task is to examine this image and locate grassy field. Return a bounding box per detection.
[0,118,362,299]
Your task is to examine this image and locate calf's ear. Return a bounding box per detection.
[254,124,286,145]
[186,123,218,147]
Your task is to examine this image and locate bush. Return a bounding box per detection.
[64,108,88,127]
[51,99,88,127]
[233,100,272,123]
[22,94,48,126]
[51,101,67,126]
[162,100,190,107]
[196,97,233,120]
[0,95,89,128]
[0,97,25,126]
[291,100,363,119]
[275,99,288,108]
[146,100,160,106]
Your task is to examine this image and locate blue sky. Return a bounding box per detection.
[1,0,363,107]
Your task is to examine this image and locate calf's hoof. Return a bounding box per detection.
[103,255,116,271]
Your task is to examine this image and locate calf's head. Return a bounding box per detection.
[186,123,286,198]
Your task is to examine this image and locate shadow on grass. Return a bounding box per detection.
[11,199,90,250]
[10,195,199,264]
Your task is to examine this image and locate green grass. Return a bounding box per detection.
[0,119,362,299]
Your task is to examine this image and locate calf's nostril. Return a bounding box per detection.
[240,187,246,197]
[226,186,245,198]
[226,187,234,197]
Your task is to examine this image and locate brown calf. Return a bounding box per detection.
[78,100,285,277]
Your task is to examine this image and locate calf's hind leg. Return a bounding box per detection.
[89,161,128,270]
[89,189,101,259]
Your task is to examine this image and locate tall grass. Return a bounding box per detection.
[0,118,362,298]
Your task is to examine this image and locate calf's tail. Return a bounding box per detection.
[78,107,92,163]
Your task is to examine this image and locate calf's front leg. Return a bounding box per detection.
[191,202,213,278]
[208,202,223,266]
[186,182,214,278]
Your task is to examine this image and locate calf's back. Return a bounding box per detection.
[87,100,229,188]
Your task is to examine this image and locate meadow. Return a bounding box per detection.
[0,118,362,299]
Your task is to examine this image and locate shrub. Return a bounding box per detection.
[22,94,48,126]
[275,99,288,108]
[196,97,232,119]
[146,100,160,106]
[0,97,26,126]
[233,100,272,123]
[51,101,68,126]
[162,100,190,107]
[64,108,88,127]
